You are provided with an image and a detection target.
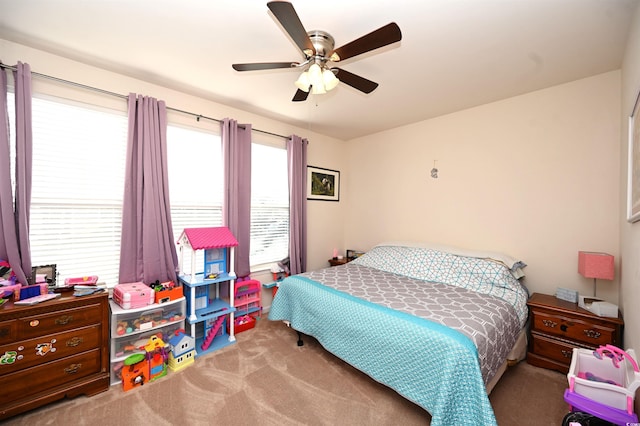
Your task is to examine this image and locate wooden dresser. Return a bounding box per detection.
[527,292,624,374]
[0,292,110,420]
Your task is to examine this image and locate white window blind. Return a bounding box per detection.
[13,95,128,286]
[8,92,289,284]
[167,124,222,275]
[250,142,289,267]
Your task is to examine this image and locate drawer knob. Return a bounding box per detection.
[55,315,74,326]
[64,363,82,374]
[583,329,601,339]
[542,319,557,328]
[561,350,573,358]
[560,324,568,332]
[66,337,84,347]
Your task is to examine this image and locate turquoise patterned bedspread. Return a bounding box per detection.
[269,275,497,426]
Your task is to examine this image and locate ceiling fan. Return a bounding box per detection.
[232,1,402,102]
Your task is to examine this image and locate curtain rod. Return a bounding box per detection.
[0,63,289,140]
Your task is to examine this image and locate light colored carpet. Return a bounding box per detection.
[4,318,570,425]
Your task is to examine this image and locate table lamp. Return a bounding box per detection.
[578,251,614,297]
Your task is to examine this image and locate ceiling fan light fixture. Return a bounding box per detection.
[308,63,323,85]
[323,69,339,91]
[294,71,311,92]
[311,83,326,95]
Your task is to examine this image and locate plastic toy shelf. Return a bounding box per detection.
[176,227,239,358]
[188,298,235,324]
[178,272,236,358]
[109,297,186,385]
[179,272,235,286]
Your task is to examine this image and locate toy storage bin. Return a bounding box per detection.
[110,298,186,336]
[228,314,256,334]
[111,360,125,385]
[111,323,184,359]
[566,346,640,416]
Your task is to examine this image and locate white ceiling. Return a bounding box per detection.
[0,0,636,140]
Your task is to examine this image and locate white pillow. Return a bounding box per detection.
[375,241,526,278]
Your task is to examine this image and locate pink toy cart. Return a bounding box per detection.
[564,345,640,426]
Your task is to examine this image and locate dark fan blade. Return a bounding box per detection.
[329,22,402,62]
[333,68,378,94]
[232,62,298,71]
[292,88,309,102]
[267,1,315,55]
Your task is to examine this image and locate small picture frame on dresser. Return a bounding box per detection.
[31,264,56,286]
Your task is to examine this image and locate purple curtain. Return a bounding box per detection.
[119,94,178,284]
[287,135,307,274]
[221,118,252,278]
[0,62,32,284]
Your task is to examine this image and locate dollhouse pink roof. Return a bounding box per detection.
[179,227,238,250]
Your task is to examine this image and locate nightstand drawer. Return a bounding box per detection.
[530,309,616,347]
[530,332,582,366]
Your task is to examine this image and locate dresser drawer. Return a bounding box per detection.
[0,348,102,400]
[17,302,103,340]
[530,309,616,347]
[0,325,102,375]
[0,319,17,345]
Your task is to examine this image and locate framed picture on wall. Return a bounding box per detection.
[307,166,340,201]
[628,90,640,222]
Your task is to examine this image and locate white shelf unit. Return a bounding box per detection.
[109,297,186,386]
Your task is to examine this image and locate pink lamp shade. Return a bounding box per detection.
[578,251,614,280]
[578,251,614,297]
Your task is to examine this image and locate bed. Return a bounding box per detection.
[268,242,530,426]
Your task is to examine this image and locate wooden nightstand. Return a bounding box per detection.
[328,258,349,267]
[526,293,624,373]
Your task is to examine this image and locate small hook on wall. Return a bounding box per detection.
[430,160,438,179]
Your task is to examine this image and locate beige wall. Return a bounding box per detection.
[345,71,622,304]
[620,5,640,356]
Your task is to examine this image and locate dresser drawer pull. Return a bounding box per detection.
[64,363,82,374]
[55,315,74,326]
[542,319,558,328]
[561,350,573,358]
[66,337,84,347]
[583,329,601,339]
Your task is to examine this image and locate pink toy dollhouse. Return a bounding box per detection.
[176,227,239,357]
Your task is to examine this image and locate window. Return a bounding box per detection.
[8,91,289,284]
[250,141,289,268]
[10,94,128,285]
[167,127,290,271]
[167,124,223,275]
